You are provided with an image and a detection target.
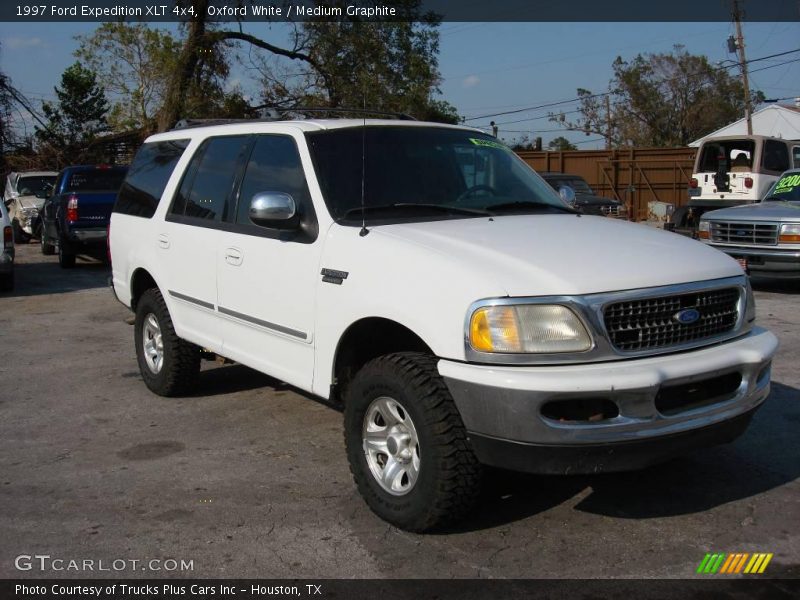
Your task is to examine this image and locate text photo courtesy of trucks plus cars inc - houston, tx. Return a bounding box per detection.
[1,1,799,598]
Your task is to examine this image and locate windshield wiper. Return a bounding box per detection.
[342,203,491,219]
[486,201,574,214]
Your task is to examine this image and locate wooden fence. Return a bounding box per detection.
[516,147,697,221]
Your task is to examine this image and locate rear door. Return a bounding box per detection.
[158,135,251,353]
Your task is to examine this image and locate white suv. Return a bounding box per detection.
[110,118,778,531]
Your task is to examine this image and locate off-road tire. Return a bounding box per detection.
[344,352,482,532]
[134,288,200,397]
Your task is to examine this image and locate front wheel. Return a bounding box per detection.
[344,352,482,532]
[134,288,200,397]
[12,219,31,244]
[41,230,55,255]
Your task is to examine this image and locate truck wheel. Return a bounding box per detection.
[344,352,482,532]
[12,219,31,244]
[134,288,200,397]
[40,231,55,255]
[0,272,13,292]
[58,242,76,268]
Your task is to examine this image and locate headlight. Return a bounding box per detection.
[469,304,592,353]
[779,223,800,243]
[698,220,710,239]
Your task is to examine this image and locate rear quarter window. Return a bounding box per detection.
[113,139,190,218]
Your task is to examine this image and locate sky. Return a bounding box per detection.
[1,19,799,149]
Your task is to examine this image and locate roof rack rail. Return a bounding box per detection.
[171,106,416,130]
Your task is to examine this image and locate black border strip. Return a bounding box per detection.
[167,290,215,310]
[217,305,308,340]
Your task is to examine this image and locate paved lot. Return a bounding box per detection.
[1,244,798,579]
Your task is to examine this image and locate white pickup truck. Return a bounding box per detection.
[110,117,778,531]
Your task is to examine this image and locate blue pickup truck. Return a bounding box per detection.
[40,165,128,268]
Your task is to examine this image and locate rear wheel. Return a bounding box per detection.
[58,241,76,268]
[344,352,482,532]
[40,230,55,255]
[134,288,200,396]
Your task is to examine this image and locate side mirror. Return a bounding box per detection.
[249,191,297,226]
[558,185,577,207]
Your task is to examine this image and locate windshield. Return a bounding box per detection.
[306,126,567,222]
[16,175,56,196]
[764,172,800,202]
[66,169,127,192]
[542,175,594,195]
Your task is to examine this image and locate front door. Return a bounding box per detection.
[216,134,323,391]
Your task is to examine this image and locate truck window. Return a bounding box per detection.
[173,136,249,222]
[234,135,310,226]
[762,140,790,173]
[66,170,127,192]
[697,140,755,172]
[792,146,800,169]
[114,140,190,219]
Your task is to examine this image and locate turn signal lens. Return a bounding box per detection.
[3,225,12,249]
[779,223,800,243]
[689,178,698,189]
[744,177,753,189]
[698,221,710,239]
[469,304,591,354]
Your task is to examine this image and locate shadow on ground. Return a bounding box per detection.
[441,381,800,532]
[2,243,109,298]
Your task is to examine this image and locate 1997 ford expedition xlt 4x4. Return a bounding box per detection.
[110,117,778,531]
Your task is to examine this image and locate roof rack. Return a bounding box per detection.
[171,106,416,130]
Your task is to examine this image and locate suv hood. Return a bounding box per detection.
[704,201,800,222]
[375,214,742,296]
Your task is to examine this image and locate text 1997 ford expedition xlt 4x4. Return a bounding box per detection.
[110,118,778,531]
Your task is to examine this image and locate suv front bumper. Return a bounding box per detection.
[708,245,800,279]
[438,327,778,474]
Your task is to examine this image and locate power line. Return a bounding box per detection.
[464,47,800,123]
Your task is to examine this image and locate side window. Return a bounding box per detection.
[176,136,250,222]
[762,140,790,173]
[113,139,190,219]
[235,135,311,226]
[792,146,800,169]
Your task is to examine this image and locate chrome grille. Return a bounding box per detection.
[600,205,622,217]
[710,221,778,245]
[603,288,740,352]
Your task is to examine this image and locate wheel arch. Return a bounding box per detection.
[331,317,434,405]
[130,267,160,312]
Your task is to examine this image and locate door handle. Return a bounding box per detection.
[158,234,170,249]
[224,247,243,266]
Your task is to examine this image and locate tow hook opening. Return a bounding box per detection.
[541,398,619,423]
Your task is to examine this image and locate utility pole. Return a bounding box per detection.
[732,0,753,135]
[605,95,613,149]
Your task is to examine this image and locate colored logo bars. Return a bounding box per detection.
[697,553,773,574]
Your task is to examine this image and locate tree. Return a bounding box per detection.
[35,62,109,157]
[156,0,457,130]
[553,46,765,147]
[547,136,577,151]
[76,22,250,132]
[76,23,180,131]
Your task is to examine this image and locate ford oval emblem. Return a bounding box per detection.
[674,308,701,325]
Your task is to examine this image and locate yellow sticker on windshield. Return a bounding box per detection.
[774,174,800,194]
[469,138,511,151]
